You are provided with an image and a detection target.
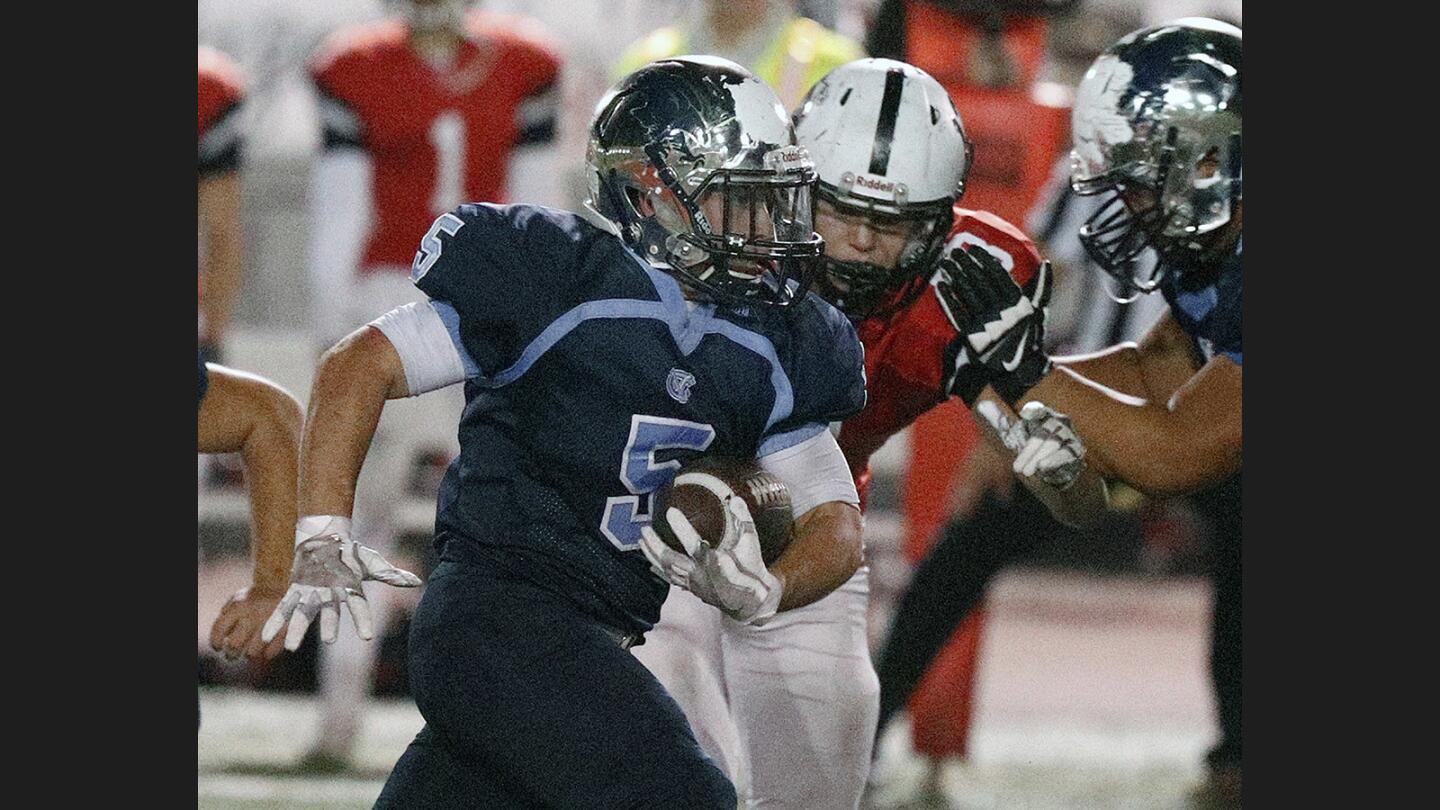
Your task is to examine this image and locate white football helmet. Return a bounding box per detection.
[794,58,973,320]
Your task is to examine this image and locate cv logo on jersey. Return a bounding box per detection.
[666,368,698,403]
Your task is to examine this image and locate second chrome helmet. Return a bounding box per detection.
[1070,17,1242,297]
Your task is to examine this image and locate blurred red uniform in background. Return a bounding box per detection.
[299,3,565,770]
[310,12,560,275]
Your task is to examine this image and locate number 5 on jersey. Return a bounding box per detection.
[601,415,716,551]
[412,213,465,281]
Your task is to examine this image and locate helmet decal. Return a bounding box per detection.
[866,68,906,176]
[1072,55,1135,175]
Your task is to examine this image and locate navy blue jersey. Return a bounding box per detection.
[198,355,209,409]
[410,203,866,634]
[1161,238,1242,366]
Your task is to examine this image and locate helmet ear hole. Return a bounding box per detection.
[625,187,654,217]
[1195,146,1221,179]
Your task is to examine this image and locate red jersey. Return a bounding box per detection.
[311,13,561,272]
[837,207,1042,509]
[198,46,246,175]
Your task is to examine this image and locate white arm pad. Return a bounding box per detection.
[757,428,860,518]
[309,149,374,345]
[368,301,476,395]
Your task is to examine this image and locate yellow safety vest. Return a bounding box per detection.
[613,17,865,110]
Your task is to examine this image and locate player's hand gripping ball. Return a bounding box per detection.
[638,456,793,625]
[652,456,794,564]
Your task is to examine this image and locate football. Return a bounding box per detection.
[652,455,794,565]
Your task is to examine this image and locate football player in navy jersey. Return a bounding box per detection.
[261,57,867,809]
[943,18,1242,500]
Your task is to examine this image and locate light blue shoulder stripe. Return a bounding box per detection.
[756,422,826,457]
[642,267,794,431]
[699,314,793,431]
[431,300,480,379]
[458,258,795,431]
[477,298,672,388]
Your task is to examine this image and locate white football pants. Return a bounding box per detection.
[632,566,879,809]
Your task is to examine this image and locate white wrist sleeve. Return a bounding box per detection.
[757,427,859,518]
[368,300,476,396]
[296,515,352,546]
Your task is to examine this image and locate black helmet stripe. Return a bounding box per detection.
[867,68,906,176]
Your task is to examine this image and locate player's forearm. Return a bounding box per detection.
[1020,367,1240,497]
[197,367,304,591]
[771,502,864,612]
[1046,312,1200,409]
[239,387,303,592]
[298,327,407,517]
[1052,343,1146,400]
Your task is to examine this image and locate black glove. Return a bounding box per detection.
[936,245,1053,406]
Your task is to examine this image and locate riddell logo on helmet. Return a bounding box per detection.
[765,146,809,171]
[854,174,897,194]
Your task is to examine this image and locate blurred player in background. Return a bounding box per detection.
[262,57,871,808]
[632,58,1103,810]
[481,0,690,209]
[614,0,864,111]
[198,46,248,365]
[298,0,563,770]
[197,360,302,670]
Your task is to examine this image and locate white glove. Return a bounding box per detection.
[638,497,783,626]
[260,515,423,651]
[1013,402,1087,489]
